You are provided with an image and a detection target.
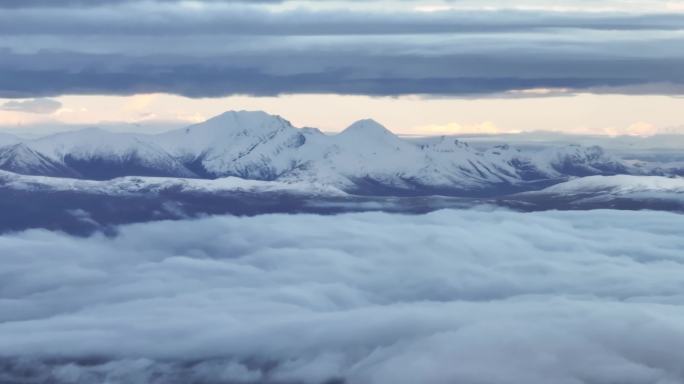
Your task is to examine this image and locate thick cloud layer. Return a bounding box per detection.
[1,1,683,97]
[2,209,684,383]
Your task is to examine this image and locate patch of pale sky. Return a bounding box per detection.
[1,93,683,137]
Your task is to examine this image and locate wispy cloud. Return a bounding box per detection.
[0,98,62,114]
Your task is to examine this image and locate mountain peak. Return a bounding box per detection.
[338,119,395,139]
[0,142,79,178]
[209,110,289,125]
[180,110,293,137]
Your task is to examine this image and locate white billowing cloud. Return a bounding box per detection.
[1,209,684,383]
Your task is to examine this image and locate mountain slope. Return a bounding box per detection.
[479,143,628,180]
[281,119,434,190]
[527,175,684,196]
[1,128,196,179]
[0,111,651,196]
[156,111,307,179]
[0,169,345,197]
[0,143,79,177]
[504,175,684,212]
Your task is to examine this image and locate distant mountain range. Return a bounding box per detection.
[502,175,684,212]
[1,112,683,234]
[0,110,652,196]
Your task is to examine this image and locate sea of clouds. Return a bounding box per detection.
[2,209,684,384]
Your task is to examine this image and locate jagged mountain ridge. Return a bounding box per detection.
[0,110,636,195]
[0,143,78,178]
[1,128,197,180]
[155,111,308,180]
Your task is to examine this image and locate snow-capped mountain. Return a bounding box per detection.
[0,128,195,179]
[0,143,78,178]
[284,119,439,190]
[0,110,645,195]
[536,174,684,195]
[479,143,627,180]
[506,175,684,211]
[155,111,307,179]
[0,170,345,197]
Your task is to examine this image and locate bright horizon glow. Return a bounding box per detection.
[1,93,684,137]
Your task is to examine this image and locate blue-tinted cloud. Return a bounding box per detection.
[1,47,681,98]
[0,2,683,97]
[1,209,684,383]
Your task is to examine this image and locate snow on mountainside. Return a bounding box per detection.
[480,144,627,180]
[0,111,649,195]
[511,175,684,210]
[154,111,635,193]
[530,175,684,196]
[156,111,307,179]
[0,170,346,197]
[0,143,78,178]
[285,119,436,189]
[1,128,195,179]
[540,145,628,176]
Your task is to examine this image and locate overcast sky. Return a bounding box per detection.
[0,0,683,135]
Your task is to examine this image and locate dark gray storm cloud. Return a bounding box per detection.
[1,48,681,98]
[1,209,684,383]
[0,1,683,97]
